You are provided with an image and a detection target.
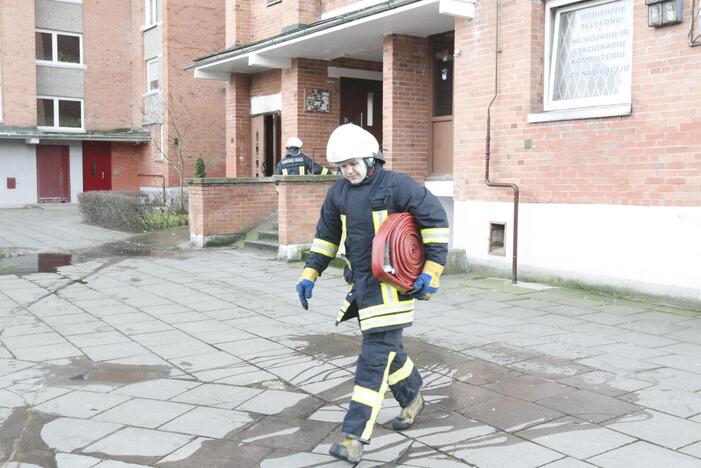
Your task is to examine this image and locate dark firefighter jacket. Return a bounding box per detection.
[274,152,330,175]
[303,164,449,334]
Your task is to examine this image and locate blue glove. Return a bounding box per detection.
[410,273,438,300]
[296,279,315,310]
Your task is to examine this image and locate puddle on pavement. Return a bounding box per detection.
[0,253,77,275]
[0,240,171,276]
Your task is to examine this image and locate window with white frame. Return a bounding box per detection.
[35,30,82,65]
[147,58,161,92]
[37,97,83,130]
[544,0,633,111]
[145,0,162,26]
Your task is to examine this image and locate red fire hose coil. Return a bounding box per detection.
[371,212,425,293]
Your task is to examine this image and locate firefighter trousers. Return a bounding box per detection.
[341,328,423,442]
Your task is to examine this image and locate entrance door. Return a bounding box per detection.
[82,142,112,191]
[36,145,70,202]
[251,112,281,177]
[340,77,382,147]
[430,31,454,177]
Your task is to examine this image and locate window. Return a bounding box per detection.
[37,97,83,130]
[544,0,633,111]
[147,58,161,92]
[145,0,162,26]
[35,30,82,65]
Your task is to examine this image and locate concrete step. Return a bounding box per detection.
[258,230,279,241]
[244,239,279,253]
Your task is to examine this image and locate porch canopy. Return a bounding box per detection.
[190,0,474,78]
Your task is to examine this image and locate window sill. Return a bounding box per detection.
[141,22,161,33]
[36,61,86,70]
[143,90,161,97]
[527,104,631,123]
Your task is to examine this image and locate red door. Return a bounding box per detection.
[82,142,112,191]
[36,145,70,202]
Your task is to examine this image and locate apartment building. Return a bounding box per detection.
[0,0,225,206]
[191,0,701,302]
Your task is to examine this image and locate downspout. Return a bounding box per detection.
[485,0,520,284]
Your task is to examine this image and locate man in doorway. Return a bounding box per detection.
[294,123,449,463]
[274,137,330,175]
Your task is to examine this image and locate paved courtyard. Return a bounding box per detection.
[1,242,700,467]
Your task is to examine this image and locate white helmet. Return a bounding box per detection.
[286,136,303,149]
[326,123,380,164]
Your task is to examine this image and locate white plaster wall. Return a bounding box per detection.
[0,142,38,205]
[69,142,83,201]
[453,201,701,302]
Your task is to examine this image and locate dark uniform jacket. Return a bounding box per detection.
[304,164,449,334]
[274,152,330,175]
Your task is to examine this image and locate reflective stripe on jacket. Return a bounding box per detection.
[305,164,449,334]
[274,152,330,175]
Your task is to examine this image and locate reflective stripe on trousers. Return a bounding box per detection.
[341,329,423,442]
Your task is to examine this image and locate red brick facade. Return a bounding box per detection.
[226,74,252,178]
[0,0,37,126]
[454,1,701,207]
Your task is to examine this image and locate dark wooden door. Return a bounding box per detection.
[82,142,112,191]
[36,145,70,202]
[340,77,383,147]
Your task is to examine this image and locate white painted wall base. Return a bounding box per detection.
[453,201,701,303]
[0,141,38,206]
[278,243,309,261]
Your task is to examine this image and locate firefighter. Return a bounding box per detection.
[274,137,330,175]
[295,123,449,463]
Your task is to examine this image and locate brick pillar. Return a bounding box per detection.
[225,0,250,48]
[276,175,339,260]
[225,73,251,178]
[383,34,430,183]
[281,60,300,152]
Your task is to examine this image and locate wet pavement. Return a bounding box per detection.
[1,236,701,466]
[0,204,129,256]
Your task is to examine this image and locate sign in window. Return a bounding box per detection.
[546,0,633,111]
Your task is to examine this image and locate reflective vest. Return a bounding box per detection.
[274,152,330,175]
[304,165,449,334]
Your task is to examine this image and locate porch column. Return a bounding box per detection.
[382,34,430,182]
[225,73,251,178]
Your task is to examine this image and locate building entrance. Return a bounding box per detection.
[251,112,281,177]
[340,77,382,147]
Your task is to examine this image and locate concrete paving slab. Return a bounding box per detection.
[41,417,122,452]
[588,441,701,468]
[83,426,193,457]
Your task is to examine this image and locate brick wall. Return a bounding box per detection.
[0,0,36,126]
[226,73,252,177]
[454,0,701,207]
[382,34,430,183]
[281,58,341,166]
[251,0,285,41]
[251,70,281,97]
[165,0,226,181]
[84,1,132,130]
[188,178,277,244]
[277,177,337,245]
[111,143,141,191]
[226,0,251,47]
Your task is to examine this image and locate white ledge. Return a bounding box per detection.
[528,104,632,123]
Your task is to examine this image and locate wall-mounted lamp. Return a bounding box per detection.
[646,0,682,27]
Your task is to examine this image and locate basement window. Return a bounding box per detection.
[489,223,505,256]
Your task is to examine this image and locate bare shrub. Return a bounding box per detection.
[78,191,188,233]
